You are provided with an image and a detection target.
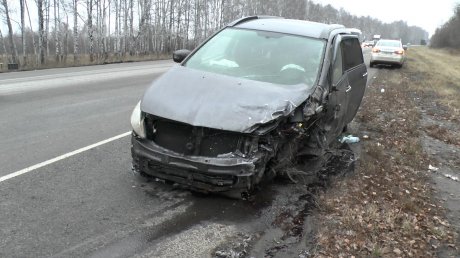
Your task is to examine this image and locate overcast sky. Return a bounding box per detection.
[313,0,459,36]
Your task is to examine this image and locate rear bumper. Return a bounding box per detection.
[131,134,264,192]
[371,53,405,64]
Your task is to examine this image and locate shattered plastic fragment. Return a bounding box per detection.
[339,135,360,144]
[428,165,439,172]
[444,174,459,182]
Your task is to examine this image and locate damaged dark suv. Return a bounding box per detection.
[131,16,367,197]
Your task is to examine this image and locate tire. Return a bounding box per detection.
[370,62,375,68]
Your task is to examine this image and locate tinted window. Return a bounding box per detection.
[341,38,364,71]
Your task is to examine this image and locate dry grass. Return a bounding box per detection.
[405,47,460,114]
[312,48,458,257]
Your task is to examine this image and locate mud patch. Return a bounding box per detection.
[212,146,356,258]
[414,91,460,253]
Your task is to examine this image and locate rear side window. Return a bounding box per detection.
[341,38,364,71]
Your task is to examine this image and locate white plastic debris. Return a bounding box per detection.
[340,135,360,144]
[444,174,459,182]
[428,165,439,172]
[380,89,385,93]
[363,135,369,139]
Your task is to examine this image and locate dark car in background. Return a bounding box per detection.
[130,16,367,198]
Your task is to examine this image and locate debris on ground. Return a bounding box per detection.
[339,135,360,144]
[444,174,459,182]
[429,164,439,172]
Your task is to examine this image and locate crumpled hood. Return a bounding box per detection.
[141,66,315,133]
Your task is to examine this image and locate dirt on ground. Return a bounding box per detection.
[311,47,459,257]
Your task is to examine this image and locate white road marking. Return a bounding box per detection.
[0,131,131,183]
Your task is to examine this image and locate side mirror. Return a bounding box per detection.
[173,49,191,63]
[403,45,408,50]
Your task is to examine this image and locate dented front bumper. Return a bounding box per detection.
[131,134,265,192]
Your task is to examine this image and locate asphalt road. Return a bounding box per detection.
[0,50,377,257]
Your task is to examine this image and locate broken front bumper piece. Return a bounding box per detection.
[131,135,265,193]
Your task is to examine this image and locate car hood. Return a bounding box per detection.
[141,66,315,133]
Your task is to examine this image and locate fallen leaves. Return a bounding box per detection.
[313,67,457,257]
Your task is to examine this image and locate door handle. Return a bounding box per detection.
[362,72,368,77]
[345,85,352,93]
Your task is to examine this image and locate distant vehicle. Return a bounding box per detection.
[361,40,374,48]
[370,39,406,68]
[373,34,381,44]
[130,16,367,198]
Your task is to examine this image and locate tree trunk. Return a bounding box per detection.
[87,0,94,62]
[73,0,79,63]
[20,0,27,65]
[38,0,46,64]
[54,0,60,62]
[25,0,37,65]
[2,0,19,64]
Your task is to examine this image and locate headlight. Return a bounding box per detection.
[130,101,146,138]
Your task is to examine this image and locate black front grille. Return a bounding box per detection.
[145,115,247,157]
[147,160,237,187]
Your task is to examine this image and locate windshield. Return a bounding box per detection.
[185,28,325,86]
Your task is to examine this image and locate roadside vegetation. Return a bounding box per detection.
[431,5,460,49]
[1,0,427,72]
[312,47,459,257]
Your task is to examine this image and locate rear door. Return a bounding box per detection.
[340,37,367,124]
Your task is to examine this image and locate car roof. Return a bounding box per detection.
[231,17,346,39]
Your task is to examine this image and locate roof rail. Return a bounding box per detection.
[227,15,282,27]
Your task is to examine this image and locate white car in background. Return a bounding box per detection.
[370,39,406,68]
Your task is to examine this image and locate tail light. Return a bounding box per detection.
[394,49,404,55]
[372,48,380,53]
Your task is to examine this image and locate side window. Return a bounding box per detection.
[332,43,343,85]
[341,38,364,71]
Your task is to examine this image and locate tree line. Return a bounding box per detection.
[431,4,460,49]
[0,0,428,69]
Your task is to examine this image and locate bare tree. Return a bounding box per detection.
[87,0,94,61]
[0,28,8,57]
[1,0,19,64]
[54,0,61,62]
[38,0,46,64]
[73,0,79,62]
[20,0,27,65]
[25,0,37,63]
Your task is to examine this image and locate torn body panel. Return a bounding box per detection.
[131,105,322,195]
[140,66,315,133]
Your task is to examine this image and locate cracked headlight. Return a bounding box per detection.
[130,101,146,138]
